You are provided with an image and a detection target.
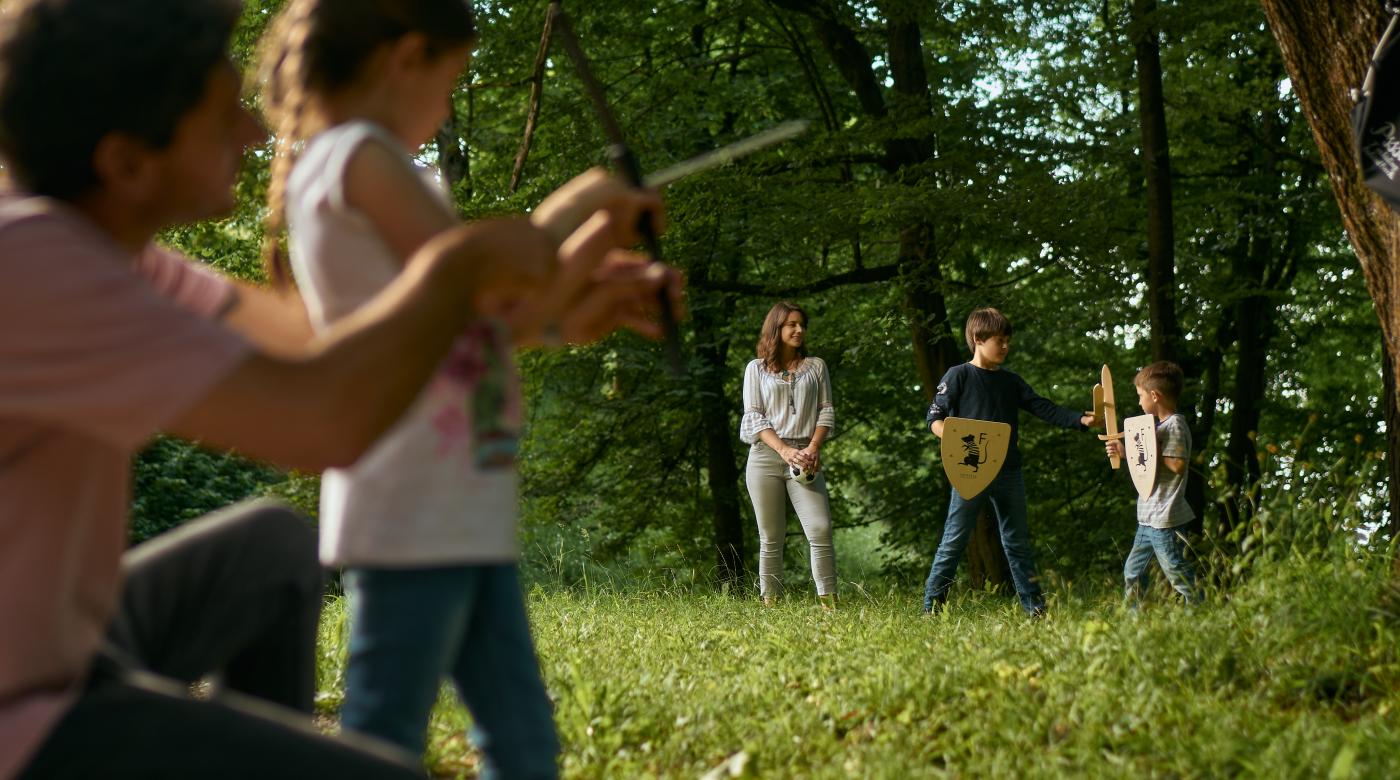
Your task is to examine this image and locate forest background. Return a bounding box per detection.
[135,0,1391,595]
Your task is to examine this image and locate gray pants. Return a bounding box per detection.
[745,442,836,598]
[19,500,420,779]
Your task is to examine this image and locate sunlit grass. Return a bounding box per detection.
[315,534,1400,778]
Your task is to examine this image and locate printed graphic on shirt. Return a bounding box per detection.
[434,320,521,470]
[1123,413,1157,499]
[939,417,1010,500]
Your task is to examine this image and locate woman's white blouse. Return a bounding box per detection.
[739,357,835,444]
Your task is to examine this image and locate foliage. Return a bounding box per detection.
[129,437,317,544]
[132,0,1384,586]
[481,0,1378,578]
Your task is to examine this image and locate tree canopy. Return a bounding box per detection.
[140,0,1386,588]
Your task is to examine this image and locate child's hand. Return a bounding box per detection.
[509,210,685,345]
[1104,440,1124,459]
[531,168,665,248]
[423,219,556,311]
[1081,411,1100,428]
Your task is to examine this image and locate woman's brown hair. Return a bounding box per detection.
[254,0,477,286]
[755,301,808,372]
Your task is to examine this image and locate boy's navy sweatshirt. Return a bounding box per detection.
[924,362,1086,471]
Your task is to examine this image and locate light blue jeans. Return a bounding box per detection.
[923,468,1045,615]
[1123,525,1200,604]
[341,564,558,779]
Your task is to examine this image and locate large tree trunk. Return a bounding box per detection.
[1132,0,1182,366]
[769,1,1011,587]
[692,294,747,587]
[1220,281,1270,533]
[1219,105,1303,539]
[1131,0,1219,538]
[1260,1,1400,553]
[890,8,1005,587]
[687,9,748,588]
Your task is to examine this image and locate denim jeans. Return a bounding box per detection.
[1123,524,1199,604]
[342,564,559,780]
[922,468,1045,615]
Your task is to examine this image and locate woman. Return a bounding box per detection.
[740,301,837,607]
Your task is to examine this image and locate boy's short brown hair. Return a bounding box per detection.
[964,307,1012,354]
[1135,361,1184,402]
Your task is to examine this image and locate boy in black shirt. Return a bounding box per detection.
[923,308,1096,616]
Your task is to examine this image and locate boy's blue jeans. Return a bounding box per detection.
[341,564,559,780]
[923,468,1046,615]
[1123,525,1199,604]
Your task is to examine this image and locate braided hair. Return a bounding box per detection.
[254,0,476,286]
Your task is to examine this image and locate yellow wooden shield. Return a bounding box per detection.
[1123,413,1158,499]
[940,417,1011,500]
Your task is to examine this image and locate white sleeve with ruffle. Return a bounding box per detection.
[739,360,774,444]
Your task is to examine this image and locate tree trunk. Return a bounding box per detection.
[768,1,1008,588]
[1131,0,1229,543]
[1132,0,1182,366]
[687,9,749,588]
[1219,102,1304,541]
[692,298,747,587]
[1386,338,1400,538]
[1260,0,1400,554]
[1220,287,1270,533]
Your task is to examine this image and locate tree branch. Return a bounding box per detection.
[691,262,901,296]
[511,4,557,193]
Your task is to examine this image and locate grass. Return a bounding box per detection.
[313,532,1400,778]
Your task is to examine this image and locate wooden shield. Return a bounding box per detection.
[940,417,1011,500]
[1123,414,1158,499]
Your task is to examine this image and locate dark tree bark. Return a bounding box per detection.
[1131,0,1183,366]
[769,0,1004,587]
[688,7,748,588]
[1219,107,1303,538]
[1260,0,1400,554]
[1130,0,1225,535]
[1386,339,1400,538]
[692,285,747,586]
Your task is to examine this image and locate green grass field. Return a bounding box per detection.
[313,532,1400,778]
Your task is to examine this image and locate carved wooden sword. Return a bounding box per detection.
[1095,363,1124,469]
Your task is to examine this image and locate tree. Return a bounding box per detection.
[1259,0,1400,538]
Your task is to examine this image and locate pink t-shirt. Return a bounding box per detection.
[0,194,249,778]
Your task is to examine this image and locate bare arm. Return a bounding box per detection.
[221,281,315,358]
[930,419,945,438]
[165,219,552,471]
[346,146,665,346]
[1162,456,1187,474]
